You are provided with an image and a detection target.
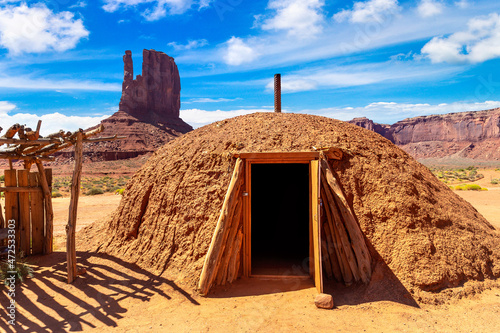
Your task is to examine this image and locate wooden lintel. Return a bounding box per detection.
[234,152,320,160]
[0,186,42,193]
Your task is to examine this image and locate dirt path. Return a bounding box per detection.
[1,187,499,332]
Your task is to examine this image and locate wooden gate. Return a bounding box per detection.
[1,168,52,256]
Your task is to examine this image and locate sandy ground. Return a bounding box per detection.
[1,177,500,332]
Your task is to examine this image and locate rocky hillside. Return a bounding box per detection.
[349,108,500,161]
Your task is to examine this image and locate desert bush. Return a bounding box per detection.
[491,179,499,185]
[0,175,4,182]
[454,184,486,191]
[51,191,63,198]
[0,258,33,285]
[115,188,125,195]
[86,188,104,195]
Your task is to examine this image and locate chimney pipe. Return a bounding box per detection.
[274,74,281,113]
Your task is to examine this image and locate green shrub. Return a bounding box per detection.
[491,179,499,185]
[454,184,486,191]
[465,184,482,191]
[51,191,63,198]
[114,188,125,195]
[0,175,4,182]
[86,188,104,195]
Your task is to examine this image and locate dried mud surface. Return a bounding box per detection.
[80,112,500,302]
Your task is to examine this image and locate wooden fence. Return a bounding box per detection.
[1,168,52,256]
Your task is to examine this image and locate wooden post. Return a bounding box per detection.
[310,159,323,293]
[30,172,44,255]
[4,170,19,251]
[35,160,54,254]
[320,158,372,283]
[198,158,243,295]
[66,132,83,283]
[18,170,30,256]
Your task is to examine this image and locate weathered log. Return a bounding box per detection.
[321,186,353,284]
[4,170,19,252]
[321,158,372,283]
[219,199,243,285]
[67,132,83,283]
[227,229,243,283]
[35,161,53,254]
[198,158,244,295]
[18,170,30,255]
[321,173,360,281]
[321,210,342,282]
[1,124,21,139]
[29,173,44,255]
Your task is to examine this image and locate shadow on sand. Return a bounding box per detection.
[0,251,199,332]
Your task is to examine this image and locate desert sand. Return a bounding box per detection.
[1,177,500,332]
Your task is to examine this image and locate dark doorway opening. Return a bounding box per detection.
[251,163,310,276]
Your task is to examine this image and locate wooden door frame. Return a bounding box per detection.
[239,152,322,291]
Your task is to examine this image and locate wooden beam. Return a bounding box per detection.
[35,161,54,254]
[30,173,44,255]
[4,170,19,253]
[320,158,372,283]
[18,170,30,256]
[198,158,244,295]
[234,152,320,160]
[310,159,323,293]
[0,186,42,193]
[0,138,63,145]
[67,132,83,284]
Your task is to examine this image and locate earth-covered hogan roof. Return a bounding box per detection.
[81,112,500,302]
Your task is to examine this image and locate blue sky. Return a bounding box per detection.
[1,0,500,133]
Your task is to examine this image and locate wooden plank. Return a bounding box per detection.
[0,186,42,193]
[227,229,243,283]
[4,170,19,252]
[35,161,53,254]
[18,170,30,255]
[67,132,83,283]
[321,173,360,282]
[0,202,4,229]
[322,214,342,282]
[310,159,323,293]
[320,159,372,283]
[30,173,44,255]
[218,199,243,285]
[235,152,320,160]
[198,158,244,295]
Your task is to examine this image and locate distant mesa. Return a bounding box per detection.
[349,108,500,161]
[57,49,193,162]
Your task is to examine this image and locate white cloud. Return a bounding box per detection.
[69,1,88,9]
[258,60,461,93]
[261,0,325,38]
[168,39,208,51]
[223,37,259,66]
[455,0,469,9]
[180,108,273,128]
[334,0,399,23]
[0,100,16,115]
[304,100,500,124]
[417,0,444,18]
[102,0,211,20]
[421,13,500,64]
[0,104,108,135]
[0,3,89,54]
[185,97,242,103]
